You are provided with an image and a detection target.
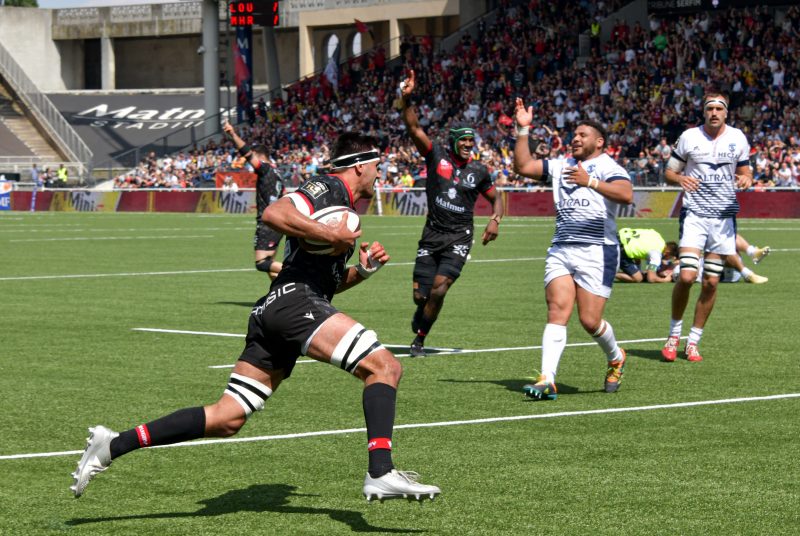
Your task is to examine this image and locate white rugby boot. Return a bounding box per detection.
[752,246,770,264]
[70,425,118,498]
[363,469,440,501]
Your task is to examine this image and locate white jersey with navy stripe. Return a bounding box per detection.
[671,125,750,218]
[545,153,630,246]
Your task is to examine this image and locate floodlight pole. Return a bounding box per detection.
[202,0,220,138]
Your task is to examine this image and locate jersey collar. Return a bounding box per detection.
[329,174,355,208]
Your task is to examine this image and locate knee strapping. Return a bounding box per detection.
[224,373,272,417]
[255,257,274,273]
[331,323,384,374]
[703,258,725,278]
[679,252,700,271]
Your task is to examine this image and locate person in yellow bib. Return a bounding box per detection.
[616,228,677,283]
[56,164,68,186]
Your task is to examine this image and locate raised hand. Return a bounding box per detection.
[400,70,416,98]
[515,97,533,128]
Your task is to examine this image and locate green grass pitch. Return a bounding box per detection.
[1,212,798,535]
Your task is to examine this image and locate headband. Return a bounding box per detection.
[328,149,381,170]
[449,127,476,140]
[704,98,728,110]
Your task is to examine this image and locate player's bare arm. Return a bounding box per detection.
[263,197,361,255]
[336,241,390,293]
[735,164,753,190]
[664,168,701,192]
[223,120,246,150]
[563,163,633,204]
[664,151,701,192]
[512,97,544,178]
[223,120,263,169]
[481,187,504,245]
[399,70,432,155]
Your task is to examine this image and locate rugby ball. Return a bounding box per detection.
[299,205,360,255]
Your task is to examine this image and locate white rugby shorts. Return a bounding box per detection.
[544,243,619,299]
[679,210,736,255]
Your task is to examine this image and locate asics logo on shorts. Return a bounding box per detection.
[417,248,430,257]
[452,244,470,257]
[253,283,296,315]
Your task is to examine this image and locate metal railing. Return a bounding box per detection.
[0,41,93,181]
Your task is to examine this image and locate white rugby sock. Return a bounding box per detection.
[592,320,623,362]
[688,326,703,346]
[669,319,683,338]
[740,267,753,278]
[746,245,756,258]
[541,323,566,383]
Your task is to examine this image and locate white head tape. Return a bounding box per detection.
[704,98,728,110]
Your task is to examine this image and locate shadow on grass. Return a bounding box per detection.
[67,483,423,533]
[626,348,668,362]
[438,378,598,396]
[215,301,257,308]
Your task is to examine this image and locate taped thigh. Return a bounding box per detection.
[330,323,384,375]
[224,373,273,417]
[679,252,701,272]
[703,258,725,278]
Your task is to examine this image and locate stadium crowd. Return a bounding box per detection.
[113,1,800,190]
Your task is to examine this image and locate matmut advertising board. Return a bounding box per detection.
[48,93,232,168]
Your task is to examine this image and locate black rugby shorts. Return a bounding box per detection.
[239,282,338,377]
[254,222,283,252]
[413,226,473,295]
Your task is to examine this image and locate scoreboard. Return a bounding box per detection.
[229,1,280,27]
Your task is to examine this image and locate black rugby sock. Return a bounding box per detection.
[416,314,435,339]
[363,383,396,478]
[412,304,425,333]
[110,407,206,459]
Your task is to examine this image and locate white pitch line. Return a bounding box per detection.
[0,257,545,282]
[133,327,244,338]
[2,393,798,461]
[9,235,214,242]
[0,268,253,281]
[737,227,800,231]
[195,336,678,368]
[0,226,252,234]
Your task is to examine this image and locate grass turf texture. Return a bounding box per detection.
[1,212,798,535]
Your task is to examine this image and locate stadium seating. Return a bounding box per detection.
[113,1,800,190]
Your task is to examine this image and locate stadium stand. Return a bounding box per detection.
[111,1,800,191]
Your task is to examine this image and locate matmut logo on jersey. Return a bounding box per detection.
[436,159,454,179]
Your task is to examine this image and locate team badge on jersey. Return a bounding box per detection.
[437,159,454,179]
[301,181,330,199]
